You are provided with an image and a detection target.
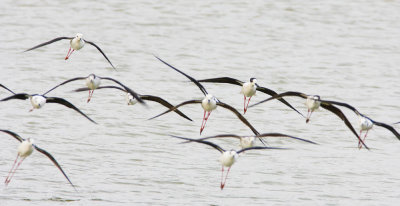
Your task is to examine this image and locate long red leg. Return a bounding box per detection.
[5,155,19,184]
[220,166,224,189]
[221,167,231,190]
[244,96,252,114]
[65,48,75,60]
[306,109,314,123]
[5,157,25,185]
[359,130,369,149]
[87,90,94,103]
[200,111,212,135]
[358,130,363,149]
[243,96,246,114]
[200,110,207,134]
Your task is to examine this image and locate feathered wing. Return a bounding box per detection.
[371,120,400,141]
[0,84,16,94]
[148,100,202,120]
[32,144,77,190]
[237,146,287,154]
[45,97,97,124]
[85,40,116,70]
[24,37,73,52]
[197,77,244,86]
[0,129,24,142]
[256,133,317,144]
[249,91,308,108]
[320,103,369,149]
[140,95,193,121]
[216,101,260,136]
[1,93,30,101]
[43,77,87,95]
[170,135,225,153]
[154,55,208,96]
[99,77,145,104]
[256,86,305,118]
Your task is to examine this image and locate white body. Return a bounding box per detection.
[305,96,320,111]
[18,139,34,158]
[241,81,257,97]
[70,33,85,50]
[201,94,218,112]
[240,136,255,149]
[86,74,101,90]
[126,93,137,105]
[30,95,46,109]
[219,150,238,167]
[359,116,374,131]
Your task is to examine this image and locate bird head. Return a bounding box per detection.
[76,33,83,40]
[250,77,257,84]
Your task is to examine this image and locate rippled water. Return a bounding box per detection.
[1,0,400,205]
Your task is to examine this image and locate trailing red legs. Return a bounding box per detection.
[65,47,75,60]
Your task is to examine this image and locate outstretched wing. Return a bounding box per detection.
[32,144,77,190]
[0,129,24,142]
[154,55,208,96]
[46,97,97,124]
[0,84,16,94]
[24,37,73,52]
[256,86,305,118]
[320,100,361,116]
[197,77,244,86]
[170,135,225,153]
[237,146,287,154]
[148,99,202,120]
[140,95,192,121]
[194,134,243,141]
[85,40,116,70]
[371,120,400,141]
[99,77,145,104]
[43,77,87,95]
[256,133,317,144]
[320,103,369,150]
[249,91,308,108]
[216,101,260,136]
[1,93,30,101]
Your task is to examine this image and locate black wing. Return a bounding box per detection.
[154,55,208,96]
[24,37,73,52]
[148,99,202,120]
[320,100,361,116]
[197,77,244,86]
[0,129,24,142]
[43,77,87,95]
[32,144,77,190]
[320,103,369,150]
[46,97,97,124]
[170,135,225,153]
[0,84,16,94]
[249,91,308,108]
[99,77,145,104]
[256,133,317,144]
[74,86,191,121]
[84,40,116,70]
[194,134,243,141]
[140,95,192,121]
[371,120,400,141]
[74,85,125,92]
[1,93,30,101]
[237,146,287,154]
[256,86,305,118]
[216,101,260,136]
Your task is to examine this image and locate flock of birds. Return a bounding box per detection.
[1,33,400,191]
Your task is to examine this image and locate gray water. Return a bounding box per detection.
[1,0,400,205]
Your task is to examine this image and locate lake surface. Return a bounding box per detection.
[1,0,400,205]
